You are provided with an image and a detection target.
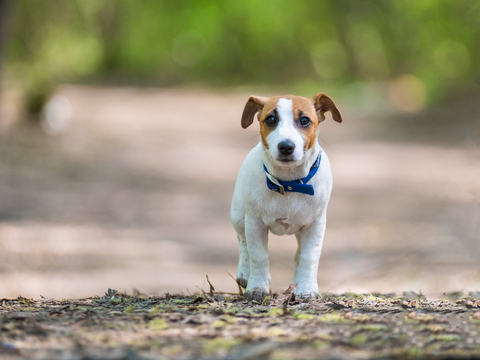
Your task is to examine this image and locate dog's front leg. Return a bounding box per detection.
[293,219,326,298]
[244,215,270,302]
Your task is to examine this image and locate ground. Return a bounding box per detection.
[2,286,480,360]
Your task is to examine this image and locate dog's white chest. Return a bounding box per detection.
[266,216,303,236]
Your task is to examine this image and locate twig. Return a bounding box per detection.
[205,275,215,297]
[227,271,244,296]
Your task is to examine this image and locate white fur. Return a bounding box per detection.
[231,98,333,298]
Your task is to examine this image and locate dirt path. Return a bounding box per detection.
[0,86,479,299]
[1,290,480,359]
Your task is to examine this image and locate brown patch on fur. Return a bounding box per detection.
[241,96,267,129]
[311,93,342,123]
[257,96,283,148]
[291,96,319,150]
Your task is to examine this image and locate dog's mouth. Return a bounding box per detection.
[276,155,297,164]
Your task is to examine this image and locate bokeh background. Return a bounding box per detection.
[0,0,479,299]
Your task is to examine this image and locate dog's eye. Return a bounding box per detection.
[300,116,310,126]
[265,115,277,126]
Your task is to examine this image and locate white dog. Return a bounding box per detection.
[230,93,342,301]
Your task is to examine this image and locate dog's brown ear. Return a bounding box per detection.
[241,96,267,129]
[312,93,342,123]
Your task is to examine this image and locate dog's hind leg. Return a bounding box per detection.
[244,215,270,302]
[236,233,250,288]
[294,234,301,268]
[231,184,249,288]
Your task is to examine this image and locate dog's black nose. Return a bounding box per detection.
[278,140,295,156]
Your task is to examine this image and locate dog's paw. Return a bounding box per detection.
[244,287,269,303]
[294,285,320,299]
[236,278,248,288]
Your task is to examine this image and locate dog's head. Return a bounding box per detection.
[241,93,342,164]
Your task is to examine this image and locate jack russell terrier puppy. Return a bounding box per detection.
[231,93,342,301]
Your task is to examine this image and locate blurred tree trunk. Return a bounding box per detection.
[99,1,121,75]
[0,0,11,87]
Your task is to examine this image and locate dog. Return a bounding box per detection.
[230,93,342,301]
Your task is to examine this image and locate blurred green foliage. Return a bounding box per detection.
[2,0,480,111]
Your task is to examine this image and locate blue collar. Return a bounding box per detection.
[263,155,321,196]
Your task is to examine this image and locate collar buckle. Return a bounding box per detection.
[265,172,285,195]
